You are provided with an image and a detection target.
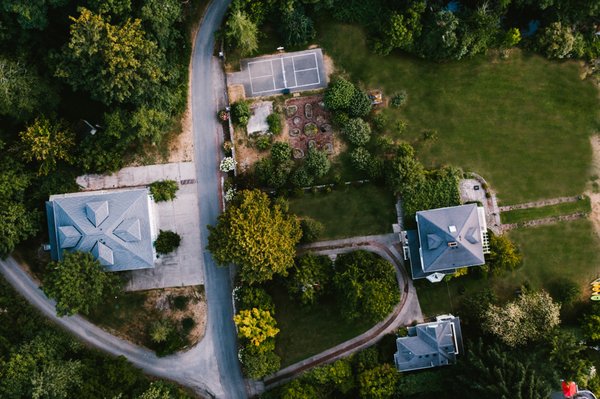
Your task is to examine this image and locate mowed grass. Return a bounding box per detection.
[267,283,372,367]
[501,196,591,224]
[415,219,600,317]
[318,24,599,205]
[288,184,396,239]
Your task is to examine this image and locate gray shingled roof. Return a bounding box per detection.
[46,188,156,271]
[394,316,463,372]
[416,204,485,272]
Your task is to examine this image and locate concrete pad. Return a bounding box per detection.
[247,101,273,134]
[125,183,204,291]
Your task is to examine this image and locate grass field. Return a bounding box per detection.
[267,283,373,367]
[501,196,591,224]
[415,219,600,317]
[318,23,599,205]
[288,184,396,239]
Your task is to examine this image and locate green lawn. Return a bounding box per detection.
[318,23,599,205]
[267,283,373,367]
[501,196,591,224]
[288,184,396,240]
[416,219,600,318]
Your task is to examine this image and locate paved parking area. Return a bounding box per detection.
[76,162,204,291]
[227,49,327,98]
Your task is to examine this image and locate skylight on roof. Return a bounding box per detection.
[448,225,457,233]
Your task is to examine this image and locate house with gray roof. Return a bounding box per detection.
[46,188,158,272]
[403,203,489,283]
[394,315,463,372]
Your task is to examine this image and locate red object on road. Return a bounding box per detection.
[562,380,577,397]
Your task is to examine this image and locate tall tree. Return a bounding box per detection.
[234,307,280,348]
[1,0,68,30]
[208,189,301,284]
[457,339,555,399]
[42,251,122,316]
[333,250,398,323]
[20,116,75,176]
[0,56,57,121]
[0,143,38,258]
[358,363,400,399]
[55,7,164,105]
[225,10,258,56]
[287,254,332,306]
[483,289,560,347]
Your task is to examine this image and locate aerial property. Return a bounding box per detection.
[403,203,490,283]
[46,188,158,271]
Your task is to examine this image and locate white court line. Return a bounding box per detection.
[251,81,322,94]
[269,61,276,91]
[294,67,319,73]
[280,58,287,88]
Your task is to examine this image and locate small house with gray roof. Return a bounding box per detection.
[394,315,463,372]
[46,188,158,272]
[402,203,489,283]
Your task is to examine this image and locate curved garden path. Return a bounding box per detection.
[253,234,423,394]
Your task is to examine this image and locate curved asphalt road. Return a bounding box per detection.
[0,0,246,398]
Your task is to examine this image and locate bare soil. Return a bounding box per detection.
[284,95,336,158]
[228,84,246,103]
[587,135,600,237]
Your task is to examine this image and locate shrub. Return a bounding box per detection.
[348,88,372,118]
[173,295,189,310]
[267,113,282,135]
[537,22,576,59]
[271,142,292,164]
[305,148,330,178]
[371,113,387,132]
[218,109,229,121]
[391,90,408,108]
[239,345,280,379]
[290,167,314,188]
[548,278,581,305]
[231,101,251,126]
[149,180,178,202]
[423,129,438,141]
[149,319,174,344]
[181,317,195,333]
[300,218,325,243]
[220,156,237,172]
[154,230,181,254]
[343,118,371,146]
[255,135,272,151]
[350,147,372,171]
[235,285,275,313]
[222,140,233,155]
[324,77,355,110]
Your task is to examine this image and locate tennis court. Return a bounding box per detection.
[228,49,328,98]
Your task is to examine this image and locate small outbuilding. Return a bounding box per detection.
[394,315,463,372]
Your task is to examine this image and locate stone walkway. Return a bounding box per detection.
[499,195,582,212]
[252,234,423,394]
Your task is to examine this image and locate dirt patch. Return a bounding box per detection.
[228,84,246,103]
[587,135,600,237]
[144,286,207,347]
[94,285,207,351]
[322,52,335,81]
[167,67,194,163]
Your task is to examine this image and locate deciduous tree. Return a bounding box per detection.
[225,10,258,56]
[20,116,75,176]
[483,289,560,347]
[234,307,280,347]
[55,8,163,105]
[343,118,371,146]
[43,251,122,316]
[208,190,301,284]
[288,254,331,305]
[358,363,400,399]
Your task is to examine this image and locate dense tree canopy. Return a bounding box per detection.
[42,251,122,316]
[208,189,302,284]
[225,9,258,56]
[55,8,164,105]
[333,250,398,323]
[287,254,332,306]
